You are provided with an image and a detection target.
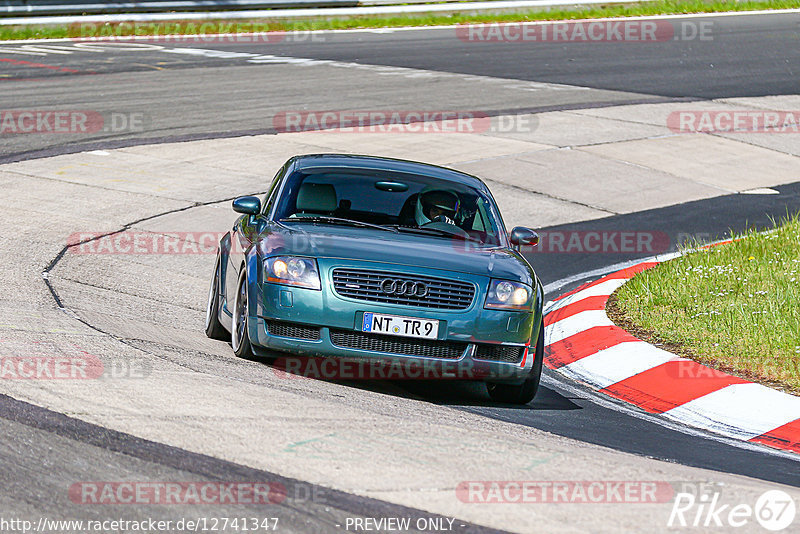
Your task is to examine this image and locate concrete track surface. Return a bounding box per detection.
[1,11,799,534]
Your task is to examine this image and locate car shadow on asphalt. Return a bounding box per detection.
[389,380,582,411]
[259,356,581,410]
[252,351,581,410]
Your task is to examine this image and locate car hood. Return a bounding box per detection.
[257,222,534,284]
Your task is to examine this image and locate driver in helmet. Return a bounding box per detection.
[414,188,460,226]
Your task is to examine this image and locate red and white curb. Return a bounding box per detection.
[543,260,800,454]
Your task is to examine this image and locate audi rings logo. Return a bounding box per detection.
[380,279,428,297]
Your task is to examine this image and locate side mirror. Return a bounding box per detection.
[510,226,539,248]
[232,196,261,216]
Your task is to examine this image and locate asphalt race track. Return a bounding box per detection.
[1,11,799,163]
[1,10,799,533]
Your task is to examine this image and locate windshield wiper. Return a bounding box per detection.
[280,216,397,233]
[389,225,480,242]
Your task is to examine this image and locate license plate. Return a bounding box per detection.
[361,312,439,340]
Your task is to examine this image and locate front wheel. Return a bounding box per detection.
[231,267,256,360]
[485,320,544,405]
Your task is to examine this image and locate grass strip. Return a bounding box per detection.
[612,212,800,395]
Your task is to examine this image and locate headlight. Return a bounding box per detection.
[485,279,533,310]
[264,256,321,290]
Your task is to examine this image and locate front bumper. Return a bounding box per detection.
[251,319,536,382]
[248,260,542,382]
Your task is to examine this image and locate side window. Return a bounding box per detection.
[262,164,287,215]
[472,199,489,233]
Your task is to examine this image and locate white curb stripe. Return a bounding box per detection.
[561,341,676,389]
[661,383,800,441]
[544,309,613,346]
[547,278,627,313]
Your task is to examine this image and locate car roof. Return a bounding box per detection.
[291,154,488,190]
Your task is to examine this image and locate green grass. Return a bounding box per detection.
[1,0,798,41]
[613,213,800,394]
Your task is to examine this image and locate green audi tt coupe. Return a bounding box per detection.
[205,154,544,404]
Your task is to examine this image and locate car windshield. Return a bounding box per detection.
[273,167,505,246]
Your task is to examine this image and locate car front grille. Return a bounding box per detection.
[266,320,321,341]
[474,344,526,363]
[331,269,475,310]
[329,329,467,359]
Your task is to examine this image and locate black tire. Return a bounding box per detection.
[205,252,228,340]
[486,319,545,405]
[231,267,256,360]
